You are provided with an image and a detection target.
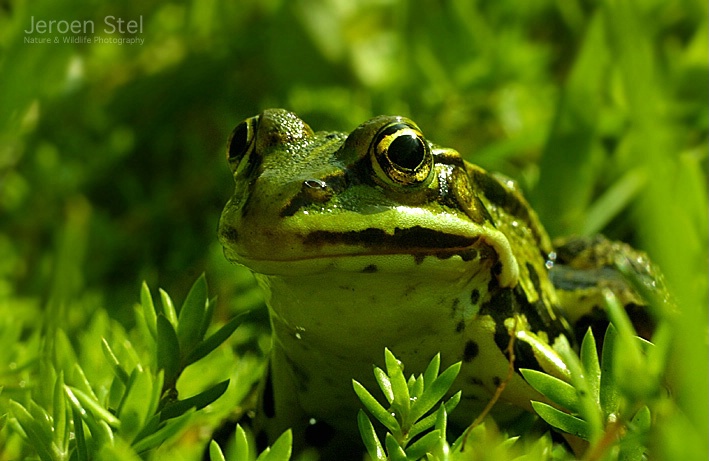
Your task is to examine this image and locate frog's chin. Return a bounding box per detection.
[233,245,520,288]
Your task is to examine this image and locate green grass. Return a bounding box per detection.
[1,0,707,459]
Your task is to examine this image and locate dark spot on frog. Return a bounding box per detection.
[468,376,484,386]
[492,376,502,387]
[362,264,378,273]
[450,298,460,317]
[526,262,542,295]
[305,419,337,448]
[262,366,276,418]
[463,340,479,362]
[284,353,310,392]
[220,225,239,243]
[470,288,480,305]
[455,320,465,333]
[492,261,503,277]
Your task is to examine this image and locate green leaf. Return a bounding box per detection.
[160,379,229,421]
[385,433,407,461]
[556,335,603,439]
[384,348,410,417]
[184,313,246,366]
[72,406,89,461]
[9,401,54,461]
[117,367,153,441]
[132,411,194,453]
[404,429,441,459]
[209,440,226,461]
[177,274,208,354]
[520,369,580,413]
[101,337,130,385]
[156,314,181,387]
[140,281,158,339]
[422,353,441,388]
[531,401,592,440]
[408,392,459,440]
[409,374,424,401]
[65,385,121,428]
[353,379,400,432]
[234,424,252,461]
[358,410,386,461]
[159,288,178,328]
[257,429,292,461]
[600,324,620,418]
[619,406,651,461]
[53,371,67,452]
[199,296,218,340]
[580,328,601,404]
[374,366,394,404]
[409,361,461,423]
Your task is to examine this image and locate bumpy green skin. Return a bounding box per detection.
[218,109,657,457]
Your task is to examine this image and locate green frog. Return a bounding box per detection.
[218,109,659,458]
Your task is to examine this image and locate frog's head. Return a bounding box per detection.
[219,109,518,286]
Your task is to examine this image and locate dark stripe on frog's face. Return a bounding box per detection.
[302,227,480,252]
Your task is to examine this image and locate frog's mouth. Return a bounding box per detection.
[222,223,520,288]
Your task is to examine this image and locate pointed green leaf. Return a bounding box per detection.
[409,361,461,423]
[101,337,130,385]
[185,313,246,366]
[357,410,386,461]
[65,385,121,428]
[9,401,54,461]
[422,353,441,388]
[258,429,292,461]
[405,429,441,459]
[409,374,424,400]
[619,406,651,461]
[557,337,603,441]
[159,288,178,327]
[156,314,180,387]
[117,367,153,441]
[160,379,229,421]
[600,324,620,418]
[234,424,251,461]
[53,371,67,451]
[140,281,158,339]
[580,328,601,404]
[72,406,89,461]
[177,274,208,354]
[531,401,592,440]
[353,380,400,432]
[132,410,194,453]
[374,366,394,404]
[384,348,410,416]
[199,296,218,340]
[520,369,580,413]
[209,440,226,461]
[385,433,407,461]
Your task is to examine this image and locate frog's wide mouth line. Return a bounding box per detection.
[232,226,520,286]
[301,226,479,249]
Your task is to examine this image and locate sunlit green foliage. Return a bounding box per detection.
[1,0,706,459]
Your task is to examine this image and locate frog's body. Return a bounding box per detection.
[218,109,658,458]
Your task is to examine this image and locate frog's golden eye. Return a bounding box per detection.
[371,122,433,186]
[226,116,257,167]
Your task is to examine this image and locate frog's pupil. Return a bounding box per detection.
[388,134,425,170]
[228,121,250,161]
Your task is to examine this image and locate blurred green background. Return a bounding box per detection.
[1,0,707,458]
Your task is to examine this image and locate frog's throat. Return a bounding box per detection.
[234,230,521,288]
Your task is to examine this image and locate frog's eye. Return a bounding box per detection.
[371,122,433,186]
[226,116,257,167]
